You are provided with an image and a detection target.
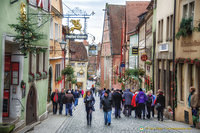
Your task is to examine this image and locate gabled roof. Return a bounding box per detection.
[126,1,150,35]
[108,4,126,55]
[69,41,88,62]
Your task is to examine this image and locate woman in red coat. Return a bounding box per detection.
[131,91,138,118]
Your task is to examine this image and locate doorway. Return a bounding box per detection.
[47,67,52,102]
[26,85,37,125]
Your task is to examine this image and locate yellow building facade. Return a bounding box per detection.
[49,0,63,92]
[175,0,200,126]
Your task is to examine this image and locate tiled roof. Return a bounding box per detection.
[126,1,150,37]
[69,41,88,62]
[108,5,126,55]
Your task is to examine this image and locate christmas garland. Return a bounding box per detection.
[9,14,45,56]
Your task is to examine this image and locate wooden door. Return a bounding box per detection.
[26,86,37,125]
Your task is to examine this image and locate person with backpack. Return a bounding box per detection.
[155,89,165,121]
[122,89,133,117]
[112,89,123,118]
[51,89,59,115]
[136,88,147,119]
[74,89,80,107]
[146,91,154,119]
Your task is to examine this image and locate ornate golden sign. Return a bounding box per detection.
[20,2,26,22]
[70,19,82,33]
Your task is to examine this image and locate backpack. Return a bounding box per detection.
[147,95,153,105]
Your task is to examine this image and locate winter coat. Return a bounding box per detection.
[62,94,75,104]
[136,91,147,104]
[146,95,154,107]
[58,92,65,104]
[122,90,133,105]
[51,92,59,103]
[73,91,80,98]
[131,94,137,107]
[112,92,122,108]
[84,95,95,111]
[101,95,112,112]
[190,93,200,108]
[155,93,165,108]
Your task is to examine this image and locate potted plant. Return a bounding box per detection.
[56,76,62,84]
[42,71,48,79]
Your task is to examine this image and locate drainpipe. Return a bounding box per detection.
[172,0,176,121]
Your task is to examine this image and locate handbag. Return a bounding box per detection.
[155,103,161,110]
[91,106,95,111]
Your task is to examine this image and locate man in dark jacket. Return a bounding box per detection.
[74,89,80,107]
[155,89,165,121]
[62,90,75,116]
[101,90,112,126]
[112,89,122,118]
[58,89,65,115]
[136,88,147,119]
[123,89,133,117]
[51,89,59,114]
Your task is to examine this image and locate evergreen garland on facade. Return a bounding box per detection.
[9,14,44,56]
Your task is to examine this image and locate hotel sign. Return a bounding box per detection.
[66,34,88,40]
[132,47,138,55]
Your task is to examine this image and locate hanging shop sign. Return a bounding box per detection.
[11,62,19,85]
[141,54,148,61]
[66,34,88,40]
[132,47,138,55]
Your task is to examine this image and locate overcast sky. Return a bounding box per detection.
[62,0,150,44]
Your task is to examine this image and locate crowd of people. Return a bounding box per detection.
[50,86,199,128]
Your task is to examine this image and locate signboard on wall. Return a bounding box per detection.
[132,47,138,55]
[141,54,148,61]
[66,34,88,40]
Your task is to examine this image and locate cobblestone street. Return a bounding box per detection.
[27,96,200,133]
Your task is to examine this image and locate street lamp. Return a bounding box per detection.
[59,40,67,88]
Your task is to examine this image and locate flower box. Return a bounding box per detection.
[36,72,42,80]
[29,72,35,82]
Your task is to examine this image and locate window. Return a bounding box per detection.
[55,23,58,40]
[50,18,53,39]
[43,0,49,11]
[158,21,160,42]
[170,15,173,40]
[70,63,75,67]
[189,2,195,19]
[180,64,184,101]
[29,52,32,73]
[161,19,163,42]
[55,64,61,81]
[189,64,193,87]
[29,0,37,6]
[36,53,40,72]
[183,4,188,18]
[43,52,46,71]
[166,16,170,41]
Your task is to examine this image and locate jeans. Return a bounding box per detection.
[138,103,145,119]
[124,105,132,117]
[157,107,164,121]
[59,103,63,114]
[86,109,92,125]
[115,106,121,118]
[74,98,79,106]
[104,111,112,124]
[53,102,58,114]
[65,103,72,116]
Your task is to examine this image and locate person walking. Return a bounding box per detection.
[136,88,147,119]
[58,89,65,115]
[81,89,84,97]
[188,87,200,128]
[112,89,122,118]
[155,89,165,121]
[62,90,75,116]
[84,90,95,126]
[74,89,80,107]
[51,89,59,115]
[146,91,154,119]
[131,91,138,118]
[101,90,112,126]
[123,89,133,117]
